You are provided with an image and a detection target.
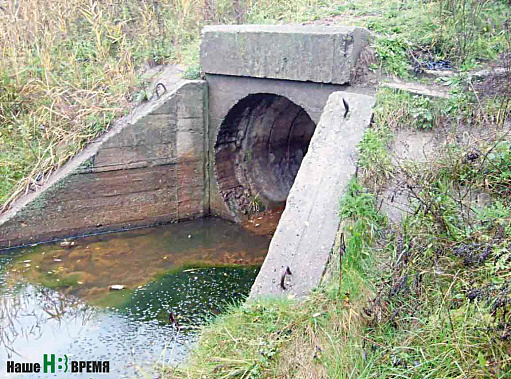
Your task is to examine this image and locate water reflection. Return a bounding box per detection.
[0,284,95,359]
[0,218,270,377]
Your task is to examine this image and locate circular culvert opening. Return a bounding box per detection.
[214,93,316,217]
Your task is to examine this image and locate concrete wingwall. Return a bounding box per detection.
[250,91,375,297]
[0,80,208,249]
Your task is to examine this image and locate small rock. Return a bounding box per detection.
[54,258,62,262]
[23,260,31,263]
[109,285,125,291]
[60,241,76,248]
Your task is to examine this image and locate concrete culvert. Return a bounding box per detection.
[214,93,316,218]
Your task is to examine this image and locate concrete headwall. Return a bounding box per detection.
[201,25,371,85]
[0,80,208,248]
[201,24,372,221]
[206,74,348,220]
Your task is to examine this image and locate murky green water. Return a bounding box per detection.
[0,218,270,378]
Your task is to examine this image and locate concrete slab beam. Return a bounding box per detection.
[250,91,376,298]
[201,25,371,85]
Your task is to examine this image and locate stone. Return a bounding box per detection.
[109,285,125,291]
[201,25,371,85]
[250,91,376,298]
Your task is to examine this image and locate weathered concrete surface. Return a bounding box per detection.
[250,91,376,298]
[201,25,371,85]
[0,79,208,249]
[206,74,353,221]
[381,81,451,99]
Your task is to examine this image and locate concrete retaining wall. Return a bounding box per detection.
[0,80,208,249]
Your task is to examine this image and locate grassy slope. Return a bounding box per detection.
[0,0,508,210]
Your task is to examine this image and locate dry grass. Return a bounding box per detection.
[275,324,329,379]
[0,0,140,209]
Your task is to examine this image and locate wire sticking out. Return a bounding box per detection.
[280,266,292,290]
[343,98,350,118]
